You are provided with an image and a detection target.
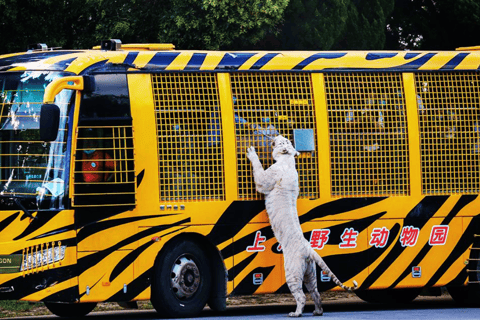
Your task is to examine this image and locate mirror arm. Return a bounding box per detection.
[43,76,84,104]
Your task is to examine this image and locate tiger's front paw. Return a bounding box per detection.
[246,146,259,162]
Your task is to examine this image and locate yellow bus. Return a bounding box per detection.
[1,40,480,317]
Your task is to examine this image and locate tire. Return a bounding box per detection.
[448,248,480,306]
[44,302,97,317]
[151,239,212,318]
[355,288,420,304]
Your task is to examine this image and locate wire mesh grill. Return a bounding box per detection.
[73,126,136,207]
[325,73,410,197]
[152,73,225,202]
[231,73,319,200]
[415,72,480,194]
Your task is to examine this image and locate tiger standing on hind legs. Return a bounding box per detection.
[246,135,358,317]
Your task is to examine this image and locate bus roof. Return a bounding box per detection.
[1,45,480,75]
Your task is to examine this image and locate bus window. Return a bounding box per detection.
[415,72,480,194]
[72,73,136,207]
[152,73,225,202]
[231,72,319,200]
[325,72,410,197]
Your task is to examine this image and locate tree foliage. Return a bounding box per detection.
[276,0,395,50]
[157,0,289,49]
[1,0,480,54]
[386,0,480,50]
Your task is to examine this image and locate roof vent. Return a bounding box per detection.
[101,39,122,51]
[27,43,48,52]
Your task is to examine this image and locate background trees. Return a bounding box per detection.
[1,0,479,54]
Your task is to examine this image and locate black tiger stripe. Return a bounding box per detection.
[293,53,347,70]
[231,266,274,295]
[77,218,190,274]
[30,225,76,240]
[426,216,480,287]
[76,214,176,243]
[440,52,470,70]
[109,226,189,282]
[299,197,387,224]
[0,51,79,68]
[13,211,63,240]
[49,57,77,71]
[311,211,386,245]
[361,196,449,289]
[251,53,279,70]
[319,223,401,292]
[42,285,79,303]
[227,252,257,281]
[106,267,152,302]
[207,200,265,246]
[389,195,477,288]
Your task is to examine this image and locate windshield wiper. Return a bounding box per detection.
[12,197,37,220]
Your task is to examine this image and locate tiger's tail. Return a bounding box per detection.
[310,248,358,292]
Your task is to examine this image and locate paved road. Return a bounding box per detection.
[8,296,480,320]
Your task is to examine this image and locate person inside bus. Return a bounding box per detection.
[81,129,116,182]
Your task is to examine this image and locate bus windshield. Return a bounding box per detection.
[0,71,72,210]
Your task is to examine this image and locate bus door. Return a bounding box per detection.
[73,73,137,302]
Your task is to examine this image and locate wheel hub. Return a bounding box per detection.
[170,255,200,299]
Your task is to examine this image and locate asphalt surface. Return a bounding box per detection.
[7,296,480,320]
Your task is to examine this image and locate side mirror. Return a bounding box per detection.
[40,104,60,141]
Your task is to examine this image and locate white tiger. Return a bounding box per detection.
[246,135,358,317]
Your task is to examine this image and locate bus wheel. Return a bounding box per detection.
[151,239,212,318]
[355,288,420,304]
[44,302,97,317]
[448,250,480,306]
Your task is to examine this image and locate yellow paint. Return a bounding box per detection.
[2,45,480,306]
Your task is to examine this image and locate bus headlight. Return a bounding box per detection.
[21,246,66,271]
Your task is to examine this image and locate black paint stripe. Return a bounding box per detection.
[319,223,401,292]
[14,211,62,240]
[299,197,387,223]
[145,52,180,69]
[293,53,347,70]
[0,51,79,68]
[361,196,449,289]
[366,53,398,60]
[30,224,76,240]
[389,195,477,288]
[251,53,279,70]
[215,53,256,70]
[77,218,190,274]
[77,214,175,243]
[48,57,77,71]
[207,200,265,246]
[79,60,109,75]
[42,285,79,303]
[106,267,152,302]
[426,216,480,287]
[440,52,470,70]
[136,169,145,188]
[185,53,207,70]
[109,226,189,282]
[231,266,274,295]
[227,253,257,281]
[124,52,138,65]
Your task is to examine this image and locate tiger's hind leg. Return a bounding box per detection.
[304,260,323,316]
[285,259,306,317]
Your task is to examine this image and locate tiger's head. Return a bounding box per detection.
[271,135,300,160]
